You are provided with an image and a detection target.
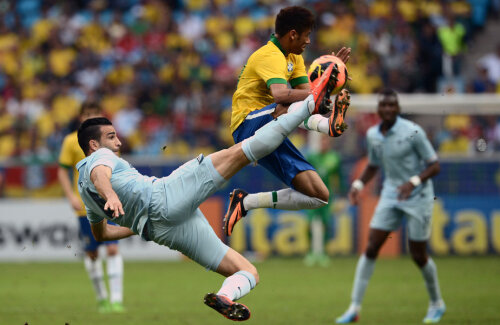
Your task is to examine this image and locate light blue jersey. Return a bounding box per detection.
[366,117,438,240]
[367,117,437,200]
[76,148,156,238]
[76,149,229,270]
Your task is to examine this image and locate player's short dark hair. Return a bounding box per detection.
[378,88,399,102]
[78,117,112,155]
[275,6,315,37]
[379,88,397,97]
[80,101,102,115]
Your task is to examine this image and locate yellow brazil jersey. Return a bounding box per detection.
[58,131,86,216]
[230,34,309,133]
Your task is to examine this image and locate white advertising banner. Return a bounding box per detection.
[0,199,181,261]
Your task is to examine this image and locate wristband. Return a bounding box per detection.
[351,179,364,191]
[409,175,421,187]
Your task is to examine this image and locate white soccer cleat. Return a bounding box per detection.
[335,308,360,324]
[423,301,446,323]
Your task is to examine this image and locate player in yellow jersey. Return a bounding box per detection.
[58,102,125,313]
[224,6,351,236]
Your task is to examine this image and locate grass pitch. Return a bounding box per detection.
[1,256,498,325]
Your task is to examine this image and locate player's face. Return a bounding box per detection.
[98,125,122,153]
[290,29,311,54]
[377,95,399,123]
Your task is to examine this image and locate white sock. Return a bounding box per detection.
[421,257,443,304]
[347,302,361,314]
[351,254,375,306]
[106,254,124,303]
[243,188,327,211]
[216,270,256,301]
[300,114,330,134]
[84,256,108,301]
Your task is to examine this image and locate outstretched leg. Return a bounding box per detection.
[210,95,316,181]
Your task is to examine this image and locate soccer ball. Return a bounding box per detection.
[308,55,348,95]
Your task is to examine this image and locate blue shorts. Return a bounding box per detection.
[78,216,118,252]
[232,103,315,187]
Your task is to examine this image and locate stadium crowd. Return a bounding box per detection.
[0,0,499,164]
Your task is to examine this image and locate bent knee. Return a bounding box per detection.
[321,190,330,203]
[106,244,119,256]
[315,188,329,203]
[246,264,259,286]
[308,187,329,207]
[86,251,98,260]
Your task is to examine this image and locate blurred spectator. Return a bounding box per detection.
[477,43,500,85]
[437,11,466,78]
[0,0,495,164]
[0,166,4,197]
[112,96,143,154]
[0,101,15,157]
[468,0,489,32]
[439,129,471,155]
[467,65,496,93]
[76,57,104,93]
[415,19,443,92]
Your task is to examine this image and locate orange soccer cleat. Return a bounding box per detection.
[329,89,351,137]
[204,293,251,321]
[223,189,248,237]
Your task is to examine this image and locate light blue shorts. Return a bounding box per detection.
[370,195,434,241]
[146,154,229,271]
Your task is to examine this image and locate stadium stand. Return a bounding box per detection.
[0,0,498,167]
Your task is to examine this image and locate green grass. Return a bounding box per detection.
[1,256,499,325]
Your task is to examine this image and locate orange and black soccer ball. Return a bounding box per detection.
[308,55,348,95]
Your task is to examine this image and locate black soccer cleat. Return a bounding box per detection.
[204,293,251,321]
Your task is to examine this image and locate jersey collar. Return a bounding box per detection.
[378,116,401,136]
[270,34,287,56]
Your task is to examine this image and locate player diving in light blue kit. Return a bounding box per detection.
[74,65,339,322]
[336,89,445,324]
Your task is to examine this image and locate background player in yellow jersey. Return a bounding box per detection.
[224,6,351,236]
[58,102,125,313]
